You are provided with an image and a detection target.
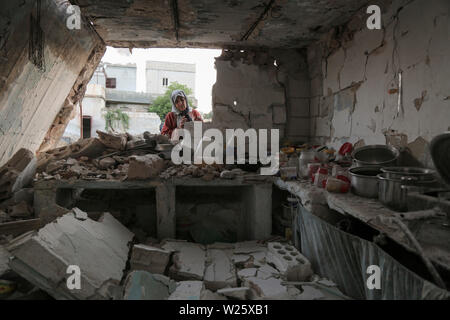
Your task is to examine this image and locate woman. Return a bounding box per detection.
[161,89,203,139]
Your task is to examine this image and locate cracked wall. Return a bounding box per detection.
[307,0,450,165]
[0,0,105,166]
[212,48,310,143]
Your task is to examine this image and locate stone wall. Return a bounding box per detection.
[307,0,450,166]
[0,0,105,165]
[212,48,310,144]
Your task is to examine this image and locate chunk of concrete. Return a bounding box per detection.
[128,154,164,180]
[130,244,171,274]
[256,264,280,279]
[168,281,204,300]
[73,207,88,221]
[217,287,249,300]
[266,242,313,281]
[234,241,267,267]
[123,271,176,300]
[296,285,325,300]
[204,248,237,291]
[7,212,134,300]
[162,240,205,280]
[8,201,33,218]
[244,276,287,299]
[201,289,228,300]
[237,268,258,280]
[98,157,116,169]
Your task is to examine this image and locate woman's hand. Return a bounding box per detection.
[179,116,187,128]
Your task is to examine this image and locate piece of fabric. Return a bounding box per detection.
[295,205,449,300]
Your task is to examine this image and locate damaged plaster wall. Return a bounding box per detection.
[212,48,310,143]
[308,0,450,165]
[0,0,105,166]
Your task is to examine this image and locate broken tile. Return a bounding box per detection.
[266,242,313,281]
[237,268,258,281]
[168,281,204,300]
[217,287,249,300]
[256,264,280,279]
[204,248,237,291]
[232,254,251,266]
[123,271,176,300]
[162,241,205,281]
[7,212,134,300]
[130,244,171,274]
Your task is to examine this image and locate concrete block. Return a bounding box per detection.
[288,77,310,98]
[123,271,176,300]
[128,154,164,180]
[266,242,313,281]
[168,281,204,300]
[310,75,323,97]
[130,244,171,274]
[162,240,206,281]
[272,104,287,124]
[289,98,310,117]
[7,212,134,300]
[204,249,237,291]
[217,287,249,300]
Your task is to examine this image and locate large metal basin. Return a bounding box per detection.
[352,145,399,167]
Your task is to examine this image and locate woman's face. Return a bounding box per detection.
[175,96,187,112]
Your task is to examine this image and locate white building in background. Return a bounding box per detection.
[62,60,197,144]
[146,61,196,96]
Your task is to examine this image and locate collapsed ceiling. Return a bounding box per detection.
[73,0,371,48]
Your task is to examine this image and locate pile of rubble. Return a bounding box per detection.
[0,149,38,235]
[34,130,257,182]
[1,208,347,300]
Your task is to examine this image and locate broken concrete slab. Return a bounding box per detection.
[217,287,249,300]
[256,264,280,279]
[162,240,206,281]
[7,212,134,300]
[123,271,176,300]
[128,154,164,180]
[130,244,171,274]
[296,285,325,300]
[237,268,258,280]
[233,241,267,267]
[204,248,237,291]
[244,276,287,299]
[168,281,204,300]
[201,289,228,300]
[266,242,313,281]
[0,245,10,277]
[96,130,127,150]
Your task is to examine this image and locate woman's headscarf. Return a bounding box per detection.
[170,89,191,114]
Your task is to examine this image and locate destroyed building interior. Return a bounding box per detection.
[0,0,449,301]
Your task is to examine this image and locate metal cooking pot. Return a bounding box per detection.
[352,145,399,167]
[349,166,382,198]
[381,167,436,181]
[377,173,436,212]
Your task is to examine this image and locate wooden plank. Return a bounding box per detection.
[0,219,41,237]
